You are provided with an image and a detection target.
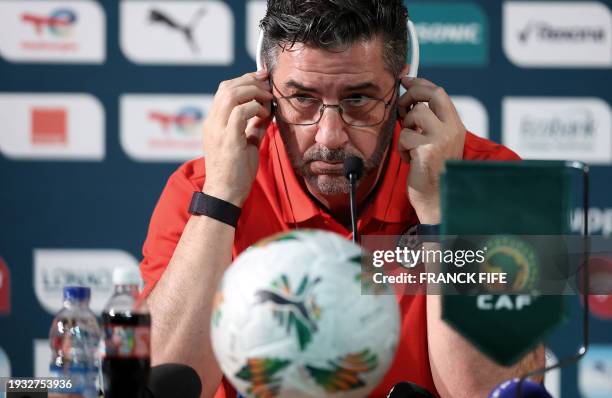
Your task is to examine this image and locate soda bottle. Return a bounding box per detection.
[48,286,101,398]
[101,267,151,398]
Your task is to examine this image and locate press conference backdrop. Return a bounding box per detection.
[0,0,611,396]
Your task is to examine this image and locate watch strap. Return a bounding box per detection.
[415,223,440,242]
[188,192,241,227]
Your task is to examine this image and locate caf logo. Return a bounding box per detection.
[480,236,539,293]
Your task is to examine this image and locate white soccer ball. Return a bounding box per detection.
[211,230,400,398]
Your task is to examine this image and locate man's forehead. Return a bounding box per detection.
[272,38,390,88]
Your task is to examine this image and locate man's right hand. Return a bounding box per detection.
[202,70,273,206]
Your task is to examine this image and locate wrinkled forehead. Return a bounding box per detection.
[272,37,395,93]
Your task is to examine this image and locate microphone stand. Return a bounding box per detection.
[349,172,359,244]
[344,156,364,244]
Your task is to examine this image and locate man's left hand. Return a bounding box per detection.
[397,77,466,224]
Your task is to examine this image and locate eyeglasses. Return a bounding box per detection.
[270,78,398,127]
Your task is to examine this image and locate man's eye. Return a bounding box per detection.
[344,96,373,107]
[293,96,317,104]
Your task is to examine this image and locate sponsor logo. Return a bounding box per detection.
[33,249,139,315]
[407,2,488,66]
[502,98,612,164]
[0,346,10,378]
[581,256,612,320]
[0,1,105,63]
[579,344,612,398]
[120,94,212,162]
[149,7,206,54]
[31,107,68,145]
[22,8,77,37]
[451,96,488,139]
[0,258,11,315]
[149,106,203,135]
[0,93,105,160]
[544,349,561,398]
[480,236,539,294]
[572,207,612,236]
[246,0,267,62]
[504,2,612,67]
[121,1,233,65]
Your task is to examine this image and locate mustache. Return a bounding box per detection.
[302,146,361,163]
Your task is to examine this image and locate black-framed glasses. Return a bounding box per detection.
[270,78,398,127]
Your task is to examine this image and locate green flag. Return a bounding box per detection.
[440,160,571,366]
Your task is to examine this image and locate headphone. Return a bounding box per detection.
[255,19,420,78]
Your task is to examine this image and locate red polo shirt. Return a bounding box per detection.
[140,122,519,397]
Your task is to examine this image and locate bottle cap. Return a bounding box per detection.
[63,286,91,301]
[113,266,142,286]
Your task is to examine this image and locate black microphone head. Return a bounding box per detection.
[344,156,364,180]
[387,381,435,398]
[148,363,202,398]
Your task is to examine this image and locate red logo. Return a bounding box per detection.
[587,256,612,320]
[31,108,67,145]
[21,9,77,37]
[0,258,10,315]
[148,106,202,135]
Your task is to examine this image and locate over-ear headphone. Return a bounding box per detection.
[255,19,420,78]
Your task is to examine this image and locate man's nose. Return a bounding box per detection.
[314,107,349,150]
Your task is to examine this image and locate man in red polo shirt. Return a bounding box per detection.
[140,1,543,397]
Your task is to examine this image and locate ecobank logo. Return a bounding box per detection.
[33,249,139,314]
[0,1,105,63]
[121,1,233,65]
[504,2,612,67]
[0,94,104,161]
[408,2,488,66]
[502,98,612,164]
[120,94,212,162]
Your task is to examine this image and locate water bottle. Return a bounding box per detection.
[101,267,151,398]
[48,286,101,398]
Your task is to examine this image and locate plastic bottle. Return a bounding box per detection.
[101,267,151,398]
[48,286,101,398]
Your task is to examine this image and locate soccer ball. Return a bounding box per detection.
[211,230,400,398]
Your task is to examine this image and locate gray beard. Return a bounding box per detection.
[278,110,397,196]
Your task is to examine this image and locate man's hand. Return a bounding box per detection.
[397,77,466,224]
[202,70,273,206]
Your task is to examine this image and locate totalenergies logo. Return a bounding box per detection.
[149,106,203,135]
[21,9,77,37]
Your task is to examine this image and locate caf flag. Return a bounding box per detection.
[440,161,571,366]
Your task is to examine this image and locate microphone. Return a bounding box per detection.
[387,381,435,397]
[145,363,202,398]
[344,156,364,244]
[488,378,552,398]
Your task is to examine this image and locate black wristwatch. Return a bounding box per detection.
[188,192,242,228]
[415,223,440,242]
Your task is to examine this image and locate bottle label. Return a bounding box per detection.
[49,364,98,395]
[102,325,150,358]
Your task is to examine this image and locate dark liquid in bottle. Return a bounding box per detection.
[102,312,151,398]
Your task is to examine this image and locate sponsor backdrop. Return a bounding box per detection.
[0,0,611,396]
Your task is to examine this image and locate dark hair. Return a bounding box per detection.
[260,0,408,77]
